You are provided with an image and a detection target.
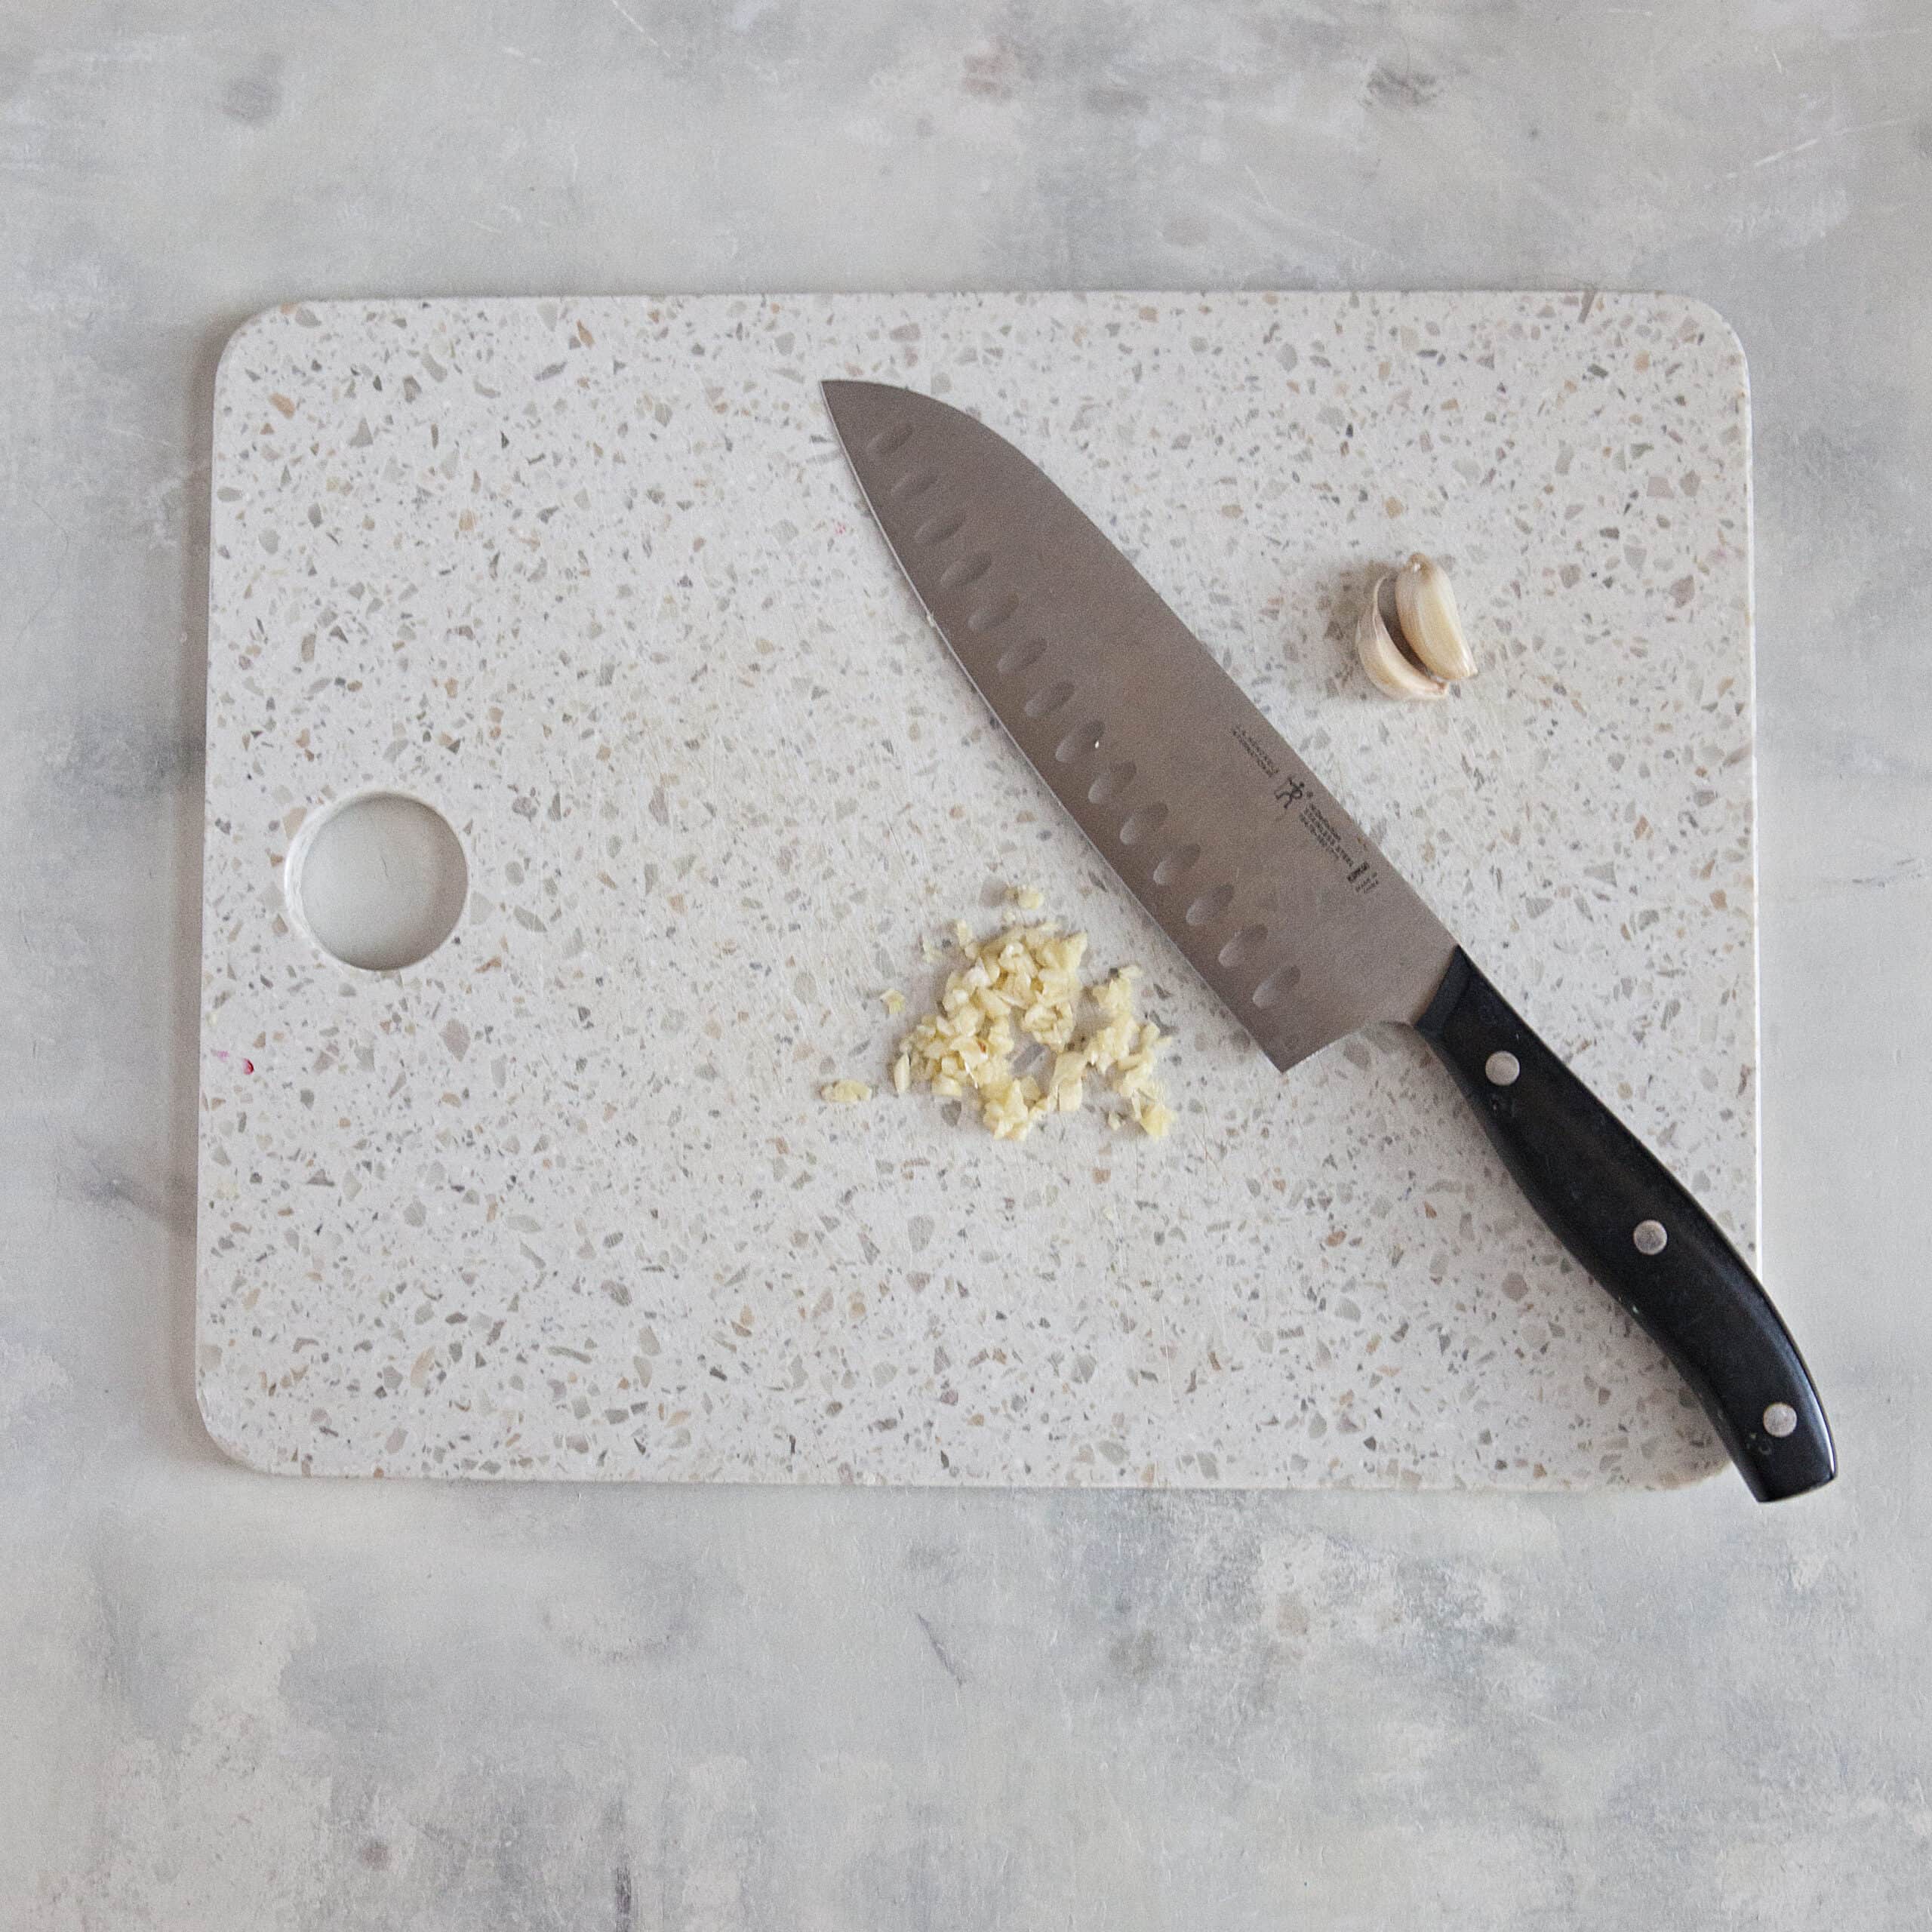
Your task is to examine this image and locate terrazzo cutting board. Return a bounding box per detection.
[198,291,1758,1487]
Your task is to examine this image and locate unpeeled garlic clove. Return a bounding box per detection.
[1393,552,1476,681]
[1356,574,1447,702]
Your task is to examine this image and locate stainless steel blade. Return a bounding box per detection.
[823,379,1459,1071]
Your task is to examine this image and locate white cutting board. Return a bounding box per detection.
[198,291,1757,1487]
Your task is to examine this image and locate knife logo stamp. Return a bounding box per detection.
[1231,724,1280,780]
[1297,799,1383,896]
[1266,780,1381,899]
[1228,725,1380,895]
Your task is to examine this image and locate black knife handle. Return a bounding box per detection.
[1415,949,1835,1503]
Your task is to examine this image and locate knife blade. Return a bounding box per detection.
[824,377,1835,1503]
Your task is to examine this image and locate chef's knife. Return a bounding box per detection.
[823,377,1835,1503]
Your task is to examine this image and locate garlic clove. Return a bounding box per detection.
[1393,552,1476,681]
[1357,574,1447,701]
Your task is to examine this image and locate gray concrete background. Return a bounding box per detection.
[2,3,1925,1925]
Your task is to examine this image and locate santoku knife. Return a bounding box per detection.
[823,377,1835,1503]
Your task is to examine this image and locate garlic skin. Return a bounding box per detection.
[1393,552,1476,682]
[1356,574,1447,701]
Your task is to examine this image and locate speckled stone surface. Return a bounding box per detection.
[199,291,1753,1487]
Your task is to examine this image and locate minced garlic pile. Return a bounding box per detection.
[888,916,1175,1140]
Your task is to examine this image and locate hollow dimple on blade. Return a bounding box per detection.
[822,379,1459,1071]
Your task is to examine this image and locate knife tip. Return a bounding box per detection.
[820,378,906,449]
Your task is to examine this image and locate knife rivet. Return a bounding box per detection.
[1761,1401,1798,1438]
[1632,1220,1668,1256]
[1484,1051,1520,1087]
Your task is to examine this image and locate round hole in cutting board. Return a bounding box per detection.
[288,791,469,973]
